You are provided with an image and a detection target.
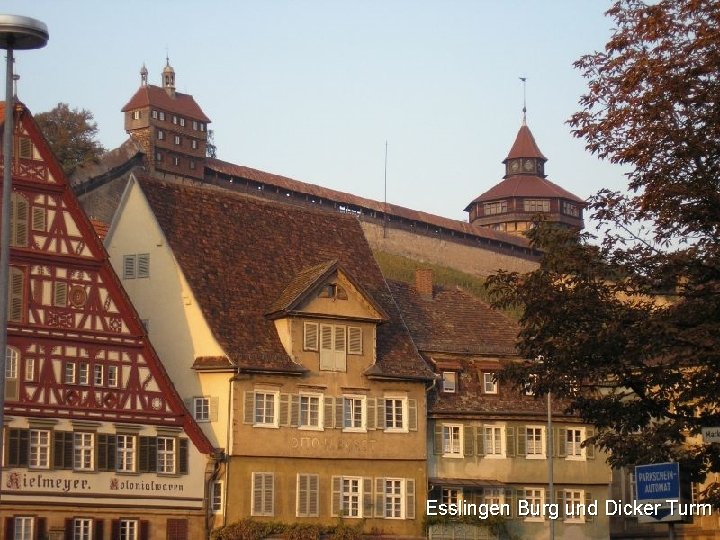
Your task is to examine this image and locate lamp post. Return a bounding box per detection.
[0,14,49,503]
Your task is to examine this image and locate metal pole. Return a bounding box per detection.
[668,522,675,540]
[548,390,555,540]
[0,40,14,505]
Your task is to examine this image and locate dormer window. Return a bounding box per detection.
[442,372,457,393]
[523,199,550,213]
[483,201,507,216]
[562,201,579,217]
[318,283,348,300]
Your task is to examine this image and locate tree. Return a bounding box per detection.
[487,0,720,504]
[35,103,105,175]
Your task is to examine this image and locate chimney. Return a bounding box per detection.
[415,268,433,299]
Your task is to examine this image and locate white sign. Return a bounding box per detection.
[702,427,720,443]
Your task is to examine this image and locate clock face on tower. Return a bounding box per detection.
[510,160,520,172]
[524,159,534,172]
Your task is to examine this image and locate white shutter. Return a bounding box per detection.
[406,479,415,519]
[137,254,150,278]
[304,322,319,351]
[334,325,346,371]
[319,324,333,370]
[123,255,136,279]
[348,326,362,355]
[308,474,319,516]
[263,473,274,515]
[331,476,342,517]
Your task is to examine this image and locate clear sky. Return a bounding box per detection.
[4,1,627,222]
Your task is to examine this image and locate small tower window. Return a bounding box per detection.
[132,111,141,120]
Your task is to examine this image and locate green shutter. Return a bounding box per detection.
[139,436,156,472]
[475,426,485,456]
[585,491,594,522]
[243,391,254,424]
[363,478,373,518]
[376,398,386,429]
[290,395,300,427]
[178,439,189,474]
[586,427,596,459]
[331,476,342,517]
[434,424,443,455]
[408,399,418,431]
[366,398,376,430]
[375,477,385,517]
[557,428,567,457]
[463,425,475,457]
[506,426,516,457]
[279,394,290,427]
[406,479,415,519]
[335,397,344,429]
[517,426,526,456]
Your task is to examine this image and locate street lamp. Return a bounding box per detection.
[0,13,49,502]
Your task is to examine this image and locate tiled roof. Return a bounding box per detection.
[466,175,585,207]
[206,158,533,250]
[121,84,211,122]
[89,219,109,240]
[387,280,519,356]
[505,124,546,161]
[193,356,234,370]
[138,177,432,380]
[266,260,338,317]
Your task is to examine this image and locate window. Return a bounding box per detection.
[8,266,25,322]
[483,372,498,394]
[384,479,404,518]
[525,426,545,458]
[152,110,158,119]
[194,397,210,421]
[6,346,18,379]
[192,120,198,130]
[212,481,224,513]
[483,425,505,457]
[442,488,461,506]
[74,432,94,470]
[523,199,550,213]
[319,324,346,372]
[65,362,76,383]
[24,357,34,382]
[563,490,586,522]
[108,365,118,387]
[73,518,92,540]
[296,474,319,517]
[117,434,136,472]
[483,200,507,215]
[29,429,50,468]
[254,391,278,427]
[119,519,138,540]
[159,111,166,121]
[200,123,206,132]
[94,365,104,386]
[442,424,462,456]
[172,115,178,125]
[523,488,545,521]
[132,111,141,120]
[484,488,504,507]
[299,394,322,429]
[10,193,29,247]
[12,517,34,540]
[157,437,176,474]
[563,201,579,217]
[384,397,407,432]
[252,472,274,516]
[155,151,163,162]
[343,396,365,431]
[78,363,90,385]
[341,477,362,517]
[180,118,186,127]
[442,372,457,393]
[174,135,181,145]
[191,139,198,149]
[157,129,165,140]
[304,322,319,351]
[173,156,180,166]
[566,428,585,459]
[189,160,196,170]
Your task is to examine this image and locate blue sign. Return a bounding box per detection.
[635,462,680,501]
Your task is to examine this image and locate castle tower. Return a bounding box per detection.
[464,121,584,235]
[121,60,210,181]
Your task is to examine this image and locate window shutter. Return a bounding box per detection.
[178,439,189,474]
[53,431,73,469]
[504,489,515,519]
[517,427,527,456]
[475,427,485,456]
[123,255,136,279]
[95,519,104,540]
[209,397,220,422]
[334,326,347,371]
[54,282,68,307]
[331,476,341,517]
[463,425,475,456]
[111,520,120,540]
[139,436,156,472]
[264,474,274,515]
[137,254,150,278]
[139,520,150,540]
[5,518,14,540]
[31,206,46,232]
[366,398,376,430]
[557,428,567,457]
[363,477,373,518]
[298,475,308,516]
[586,427,596,459]
[319,325,333,370]
[9,267,24,322]
[375,478,385,517]
[279,394,290,427]
[433,424,443,455]
[8,428,29,467]
[335,398,343,429]
[13,196,29,247]
[585,491,594,522]
[290,395,300,427]
[408,399,417,431]
[243,391,254,424]
[376,399,386,429]
[506,426,516,457]
[304,322,319,351]
[64,519,73,540]
[348,327,362,355]
[406,479,416,519]
[308,474,319,516]
[36,518,47,540]
[556,490,565,519]
[324,397,334,429]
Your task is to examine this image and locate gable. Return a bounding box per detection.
[295,270,386,322]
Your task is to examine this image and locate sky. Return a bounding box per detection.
[4,1,627,223]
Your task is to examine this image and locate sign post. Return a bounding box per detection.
[635,462,683,539]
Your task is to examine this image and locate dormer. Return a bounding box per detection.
[266,260,388,373]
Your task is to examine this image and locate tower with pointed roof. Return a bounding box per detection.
[465,120,584,235]
[121,60,210,181]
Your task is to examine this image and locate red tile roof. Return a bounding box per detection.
[138,177,432,380]
[121,84,210,122]
[505,124,546,161]
[466,174,586,206]
[206,158,533,250]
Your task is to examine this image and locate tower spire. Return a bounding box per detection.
[519,76,527,126]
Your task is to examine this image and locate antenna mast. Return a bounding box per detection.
[519,76,527,125]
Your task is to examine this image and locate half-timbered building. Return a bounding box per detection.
[1,101,216,540]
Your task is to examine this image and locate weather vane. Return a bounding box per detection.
[519,76,527,125]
